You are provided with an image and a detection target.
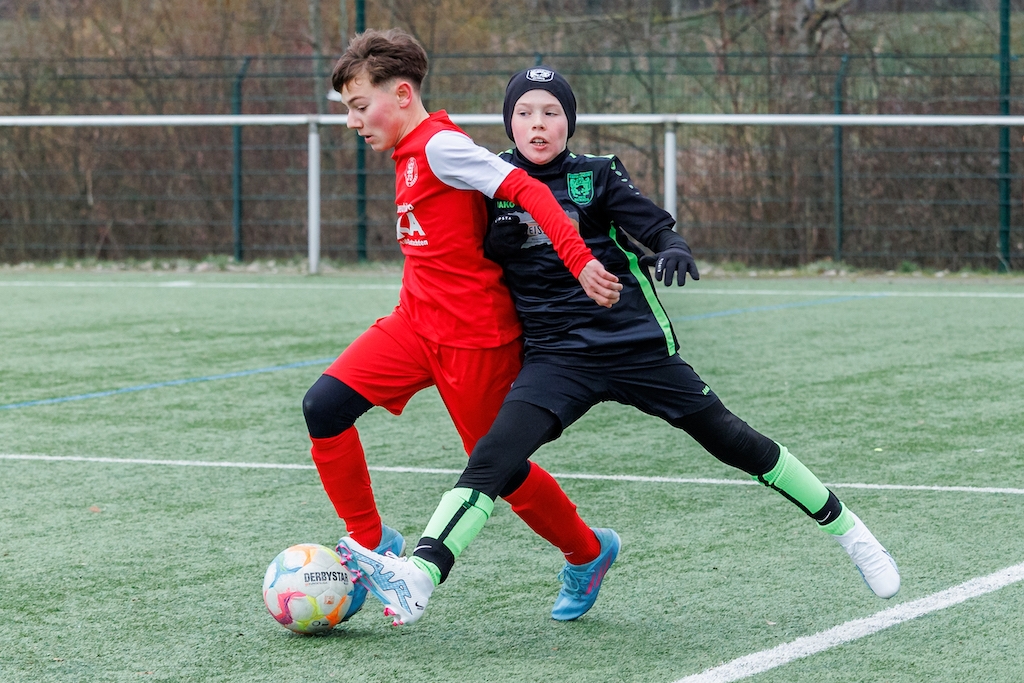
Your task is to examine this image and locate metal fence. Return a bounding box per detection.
[2,53,1022,270]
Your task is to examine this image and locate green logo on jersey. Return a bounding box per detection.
[567,171,594,206]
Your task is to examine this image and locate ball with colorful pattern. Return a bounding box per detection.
[262,543,355,634]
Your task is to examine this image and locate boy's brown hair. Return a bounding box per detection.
[332,28,428,94]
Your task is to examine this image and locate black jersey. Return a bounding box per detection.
[485,148,681,367]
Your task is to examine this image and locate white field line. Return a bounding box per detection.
[1,454,1023,496]
[0,280,400,290]
[673,560,1024,683]
[1,280,1024,298]
[666,287,1024,299]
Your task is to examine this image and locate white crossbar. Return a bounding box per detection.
[3,113,1020,273]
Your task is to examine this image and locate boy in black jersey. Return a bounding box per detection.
[338,67,900,627]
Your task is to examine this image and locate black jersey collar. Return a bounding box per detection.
[511,147,572,178]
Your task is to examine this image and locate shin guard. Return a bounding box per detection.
[755,444,853,535]
[413,487,495,585]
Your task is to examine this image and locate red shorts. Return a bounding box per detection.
[324,307,523,456]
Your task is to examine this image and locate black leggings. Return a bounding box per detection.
[457,401,561,498]
[456,397,780,499]
[302,374,373,439]
[670,399,780,476]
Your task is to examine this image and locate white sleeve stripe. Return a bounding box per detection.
[424,130,514,198]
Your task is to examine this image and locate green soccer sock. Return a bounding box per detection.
[754,443,855,536]
[410,556,443,586]
[820,505,855,536]
[411,487,494,586]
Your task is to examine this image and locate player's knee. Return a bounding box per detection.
[457,402,558,498]
[302,375,372,439]
[728,419,779,475]
[456,432,518,498]
[301,381,330,432]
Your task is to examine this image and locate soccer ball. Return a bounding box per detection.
[262,543,356,634]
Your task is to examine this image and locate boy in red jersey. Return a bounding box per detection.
[301,28,622,621]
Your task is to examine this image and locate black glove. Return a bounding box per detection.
[640,247,699,286]
[492,213,522,230]
[485,212,528,260]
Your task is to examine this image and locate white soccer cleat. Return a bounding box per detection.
[835,511,900,599]
[337,524,405,621]
[336,536,435,626]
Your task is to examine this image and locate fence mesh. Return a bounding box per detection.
[1,52,1022,269]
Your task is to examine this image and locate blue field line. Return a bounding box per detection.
[0,357,335,411]
[671,293,884,322]
[2,295,878,412]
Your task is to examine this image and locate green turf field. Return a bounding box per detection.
[2,268,1023,683]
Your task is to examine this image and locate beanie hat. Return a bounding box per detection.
[503,66,577,140]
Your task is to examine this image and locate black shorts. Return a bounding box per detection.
[504,354,719,432]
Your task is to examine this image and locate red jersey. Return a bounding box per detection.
[391,111,593,349]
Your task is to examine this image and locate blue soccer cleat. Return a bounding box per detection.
[337,523,405,621]
[551,527,620,621]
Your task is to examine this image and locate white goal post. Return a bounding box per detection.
[2,113,1021,273]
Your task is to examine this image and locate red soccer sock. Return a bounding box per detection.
[503,463,600,565]
[309,427,382,549]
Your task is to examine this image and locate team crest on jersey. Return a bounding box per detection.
[567,171,594,206]
[526,68,554,83]
[404,157,419,187]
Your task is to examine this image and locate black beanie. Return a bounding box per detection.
[503,66,577,141]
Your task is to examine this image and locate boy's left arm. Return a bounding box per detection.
[602,157,699,287]
[496,168,622,307]
[423,131,620,306]
[638,233,699,287]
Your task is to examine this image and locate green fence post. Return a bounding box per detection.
[834,54,849,265]
[231,56,252,263]
[999,0,1011,272]
[355,0,367,262]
